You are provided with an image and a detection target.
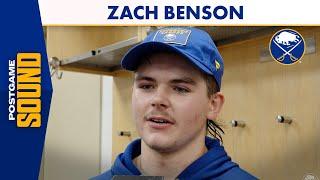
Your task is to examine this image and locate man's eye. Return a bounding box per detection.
[139,84,154,90]
[173,86,189,93]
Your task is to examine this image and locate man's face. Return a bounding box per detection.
[132,52,213,152]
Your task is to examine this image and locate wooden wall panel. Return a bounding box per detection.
[219,27,320,179]
[112,75,140,162]
[47,26,140,59]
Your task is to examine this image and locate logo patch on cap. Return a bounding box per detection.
[153,28,191,45]
[215,60,220,70]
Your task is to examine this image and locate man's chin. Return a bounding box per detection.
[142,135,176,153]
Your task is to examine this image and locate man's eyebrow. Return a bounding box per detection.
[135,75,196,85]
[135,75,155,82]
[170,77,197,85]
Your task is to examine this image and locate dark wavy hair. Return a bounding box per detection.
[202,73,224,143]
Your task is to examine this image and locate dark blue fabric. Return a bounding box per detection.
[92,137,258,180]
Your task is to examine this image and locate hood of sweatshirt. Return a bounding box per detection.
[92,137,257,180]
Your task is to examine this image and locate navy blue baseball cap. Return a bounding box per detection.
[121,27,224,91]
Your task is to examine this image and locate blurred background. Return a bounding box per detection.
[39,26,320,180]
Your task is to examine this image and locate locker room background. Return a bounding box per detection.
[40,26,320,180]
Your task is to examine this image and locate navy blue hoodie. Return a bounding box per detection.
[92,137,258,180]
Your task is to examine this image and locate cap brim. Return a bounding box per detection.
[121,41,213,76]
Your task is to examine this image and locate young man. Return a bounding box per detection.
[93,27,257,179]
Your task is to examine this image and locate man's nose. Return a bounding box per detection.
[150,87,170,109]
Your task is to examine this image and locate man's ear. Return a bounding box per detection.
[207,92,225,120]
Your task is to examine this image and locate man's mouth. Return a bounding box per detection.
[145,115,175,129]
[148,117,173,124]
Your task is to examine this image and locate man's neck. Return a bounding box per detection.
[135,135,208,179]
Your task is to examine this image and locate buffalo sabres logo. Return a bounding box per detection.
[153,28,191,45]
[163,33,177,41]
[269,29,305,65]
